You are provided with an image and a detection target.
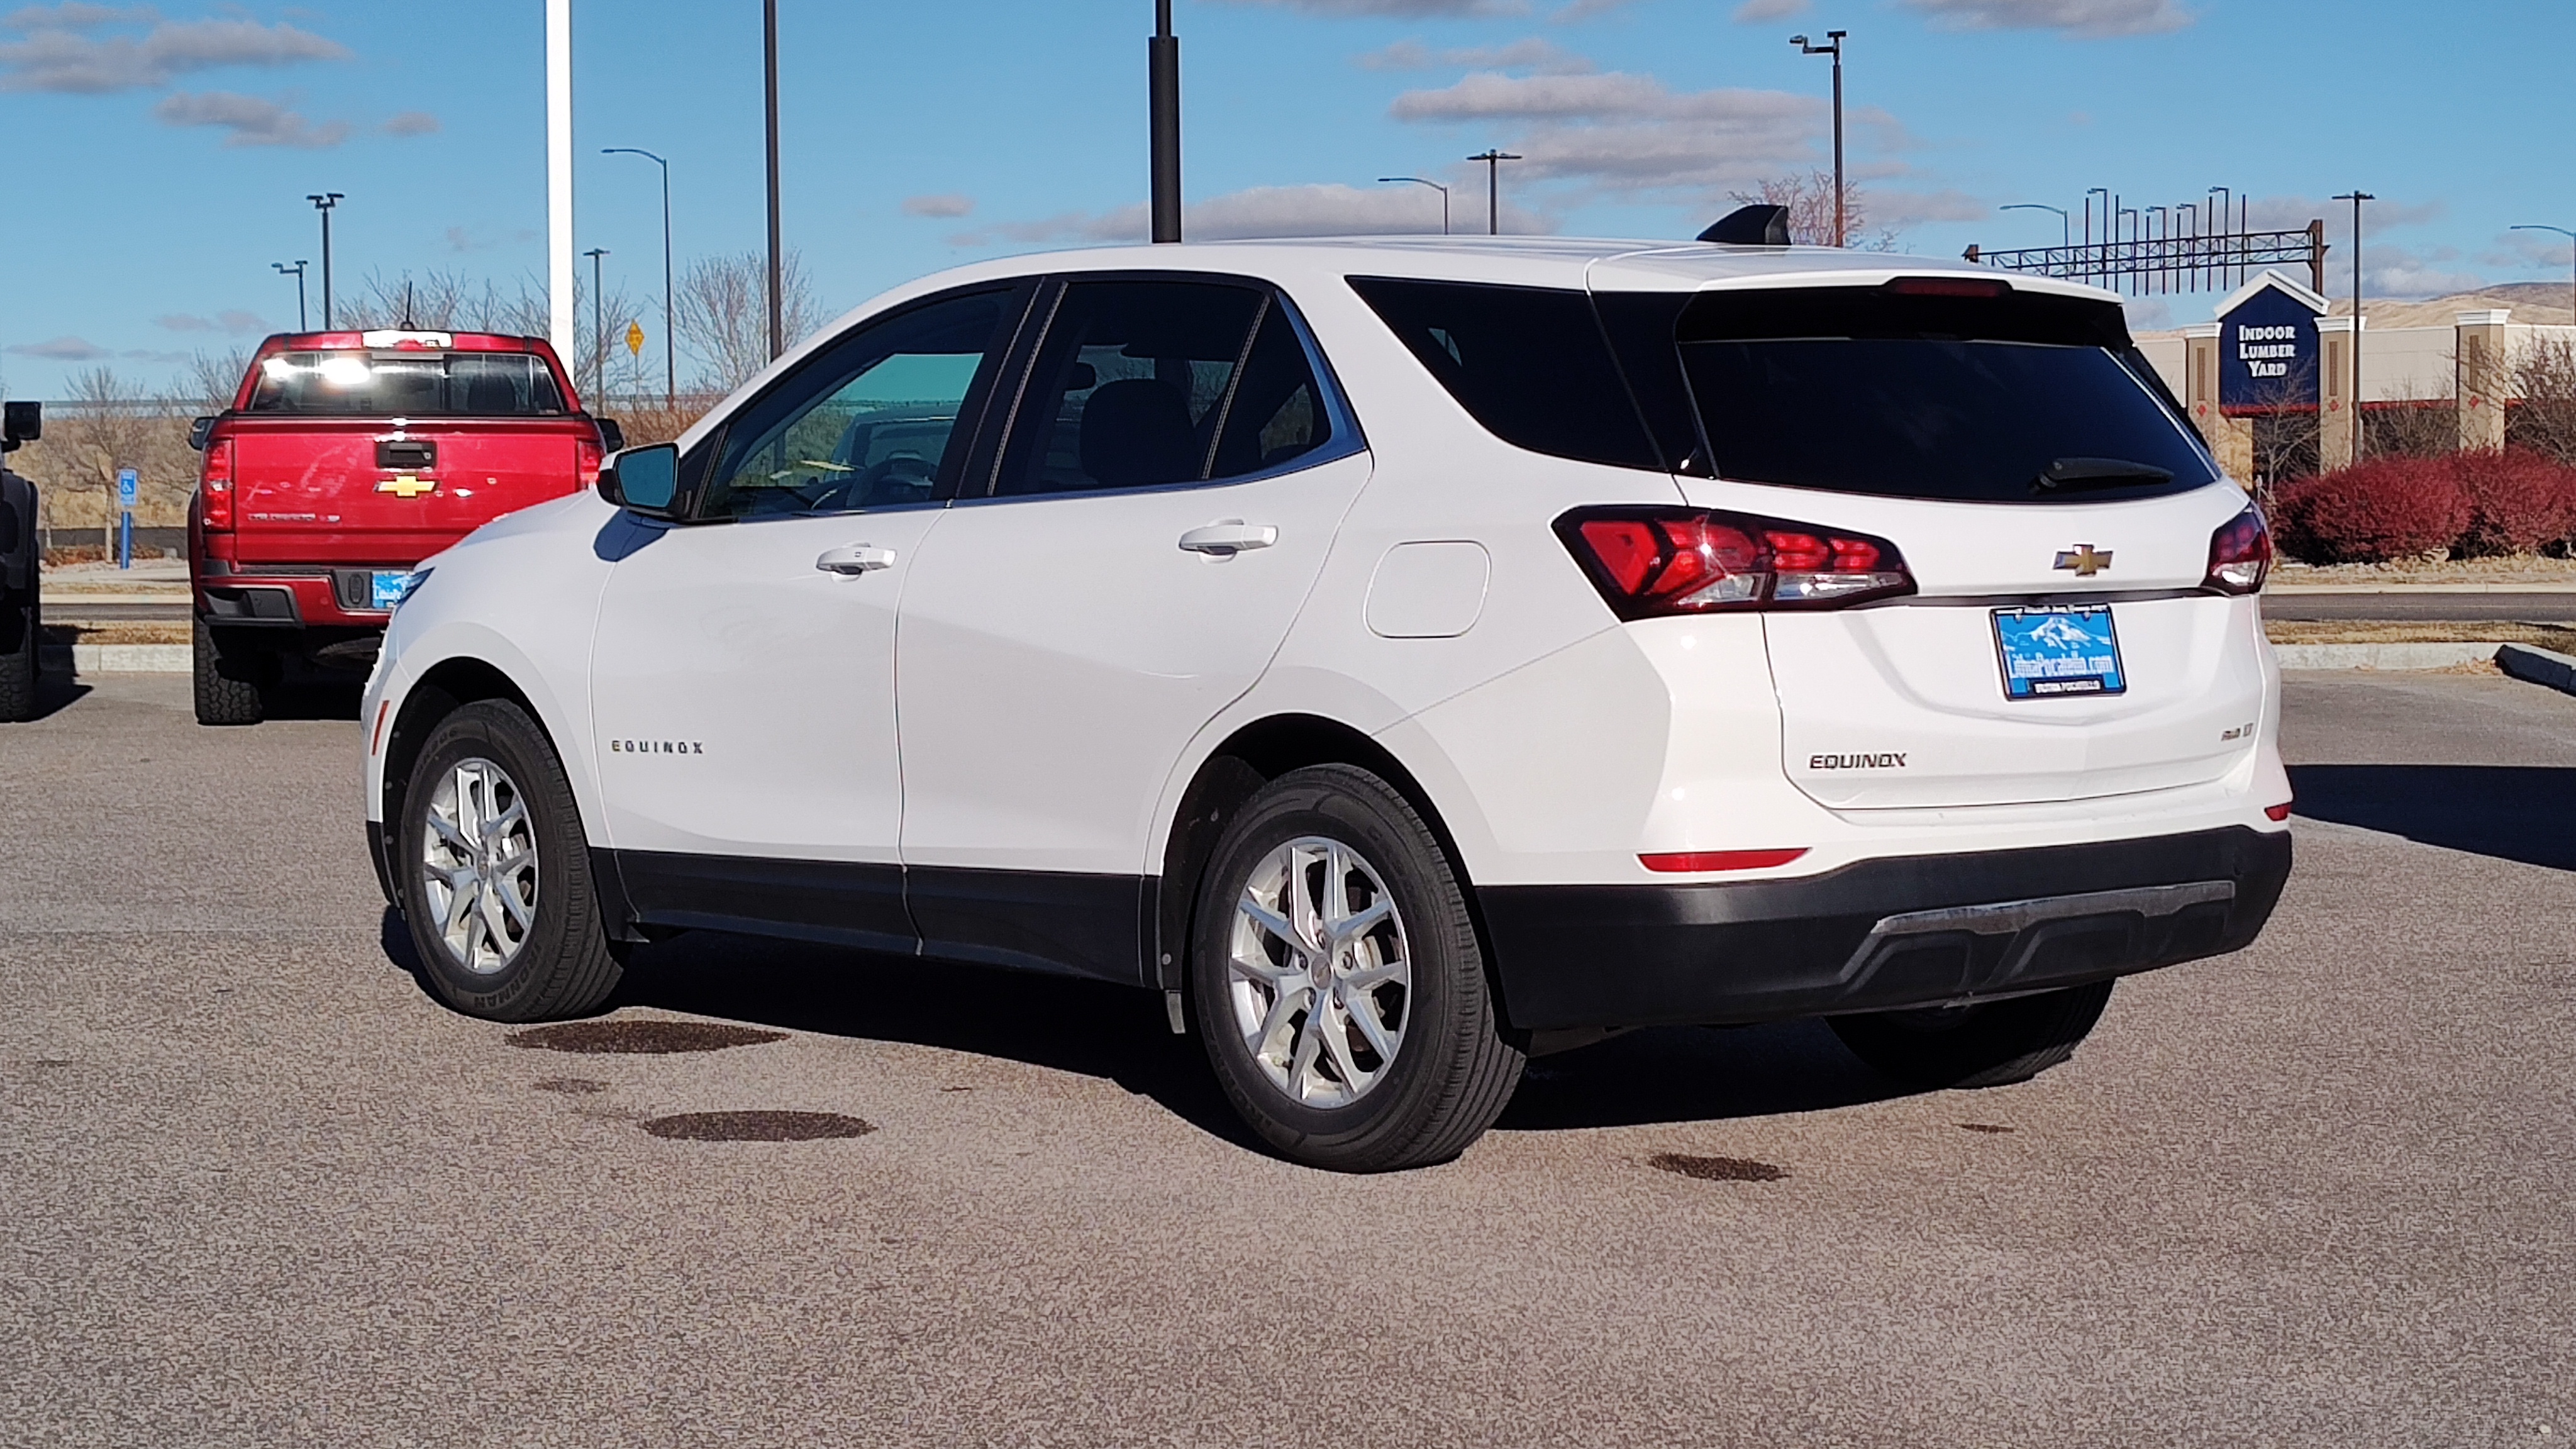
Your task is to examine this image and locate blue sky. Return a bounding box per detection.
[4,0,2572,396]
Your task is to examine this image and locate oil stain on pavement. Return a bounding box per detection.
[641,1111,875,1142]
[506,1019,789,1054]
[1647,1152,1787,1182]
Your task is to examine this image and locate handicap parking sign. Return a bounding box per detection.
[117,467,138,510]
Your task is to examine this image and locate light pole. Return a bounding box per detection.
[1467,150,1520,236]
[1790,30,1846,246]
[584,247,609,406]
[2208,186,2233,286]
[2333,191,2375,456]
[2001,203,2068,247]
[272,260,309,331]
[763,0,784,360]
[604,147,676,408]
[1150,0,1182,243]
[547,0,572,359]
[306,192,341,328]
[2510,225,2576,325]
[1379,176,1450,235]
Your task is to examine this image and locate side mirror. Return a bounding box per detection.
[599,442,680,519]
[188,416,217,452]
[2,400,40,453]
[594,417,626,453]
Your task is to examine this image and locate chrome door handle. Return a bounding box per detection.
[1177,520,1278,556]
[816,543,897,575]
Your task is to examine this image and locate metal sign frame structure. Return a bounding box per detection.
[1967,221,2327,297]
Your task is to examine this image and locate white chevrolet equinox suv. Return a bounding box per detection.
[362,235,2292,1172]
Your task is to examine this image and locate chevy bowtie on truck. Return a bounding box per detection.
[188,330,619,725]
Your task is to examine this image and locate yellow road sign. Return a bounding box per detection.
[625,321,645,356]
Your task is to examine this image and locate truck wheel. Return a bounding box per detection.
[396,699,621,1023]
[0,586,34,723]
[1190,763,1523,1172]
[192,618,268,726]
[1829,980,2116,1090]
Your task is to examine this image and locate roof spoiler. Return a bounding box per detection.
[1699,204,1791,247]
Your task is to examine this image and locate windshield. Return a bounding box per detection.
[1675,287,2218,504]
[245,350,568,417]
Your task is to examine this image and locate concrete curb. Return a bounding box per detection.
[2272,642,2502,670]
[2497,643,2576,696]
[40,644,193,674]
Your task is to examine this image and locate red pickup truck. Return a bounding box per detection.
[189,330,618,724]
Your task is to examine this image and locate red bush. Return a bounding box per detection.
[2453,448,2576,556]
[2274,456,2470,564]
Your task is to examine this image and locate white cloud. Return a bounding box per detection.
[1865,188,1990,228]
[1550,0,1640,18]
[948,181,1541,248]
[381,109,437,136]
[1732,0,1809,21]
[1357,36,1594,72]
[1,4,158,30]
[902,192,975,219]
[4,335,110,360]
[156,309,262,333]
[0,14,346,92]
[153,89,347,148]
[1897,0,2192,38]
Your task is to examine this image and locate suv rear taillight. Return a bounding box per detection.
[1555,507,1913,618]
[2204,504,2271,595]
[199,438,235,531]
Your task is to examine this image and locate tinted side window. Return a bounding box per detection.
[1347,277,1662,472]
[702,289,1016,521]
[1209,303,1332,479]
[996,280,1264,497]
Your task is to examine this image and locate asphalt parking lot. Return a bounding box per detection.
[4,671,2570,1447]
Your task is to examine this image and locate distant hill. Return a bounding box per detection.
[2328,282,2575,327]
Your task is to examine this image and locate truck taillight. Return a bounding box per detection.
[199,438,235,530]
[1554,506,1914,618]
[576,437,604,489]
[2204,504,2271,596]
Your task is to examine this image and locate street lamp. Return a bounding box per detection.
[2509,225,2576,326]
[272,260,309,331]
[604,147,677,408]
[306,192,342,329]
[763,0,784,360]
[583,247,610,406]
[1378,176,1450,236]
[1790,30,1846,247]
[1467,150,1520,236]
[2001,203,2068,247]
[2333,190,2375,456]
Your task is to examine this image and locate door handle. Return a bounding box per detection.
[1177,520,1278,556]
[816,543,897,575]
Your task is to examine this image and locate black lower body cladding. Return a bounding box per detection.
[1477,826,2292,1031]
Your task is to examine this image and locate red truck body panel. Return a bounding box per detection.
[191,331,604,637]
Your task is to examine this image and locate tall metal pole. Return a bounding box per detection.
[306,193,341,329]
[547,0,573,358]
[764,0,784,360]
[1468,150,1519,235]
[2335,191,2375,458]
[273,262,308,331]
[1792,31,1846,246]
[1379,177,1450,235]
[607,148,677,407]
[1150,0,1182,244]
[584,247,609,405]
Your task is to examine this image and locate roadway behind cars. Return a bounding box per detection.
[1,672,2567,1445]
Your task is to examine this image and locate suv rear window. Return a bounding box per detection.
[245,350,569,417]
[1672,286,2218,504]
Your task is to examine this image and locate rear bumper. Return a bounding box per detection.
[197,569,397,629]
[1478,825,2291,1031]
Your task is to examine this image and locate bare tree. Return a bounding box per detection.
[338,267,647,411]
[13,367,194,544]
[189,347,255,414]
[1729,172,1899,251]
[2509,335,2576,466]
[675,250,824,394]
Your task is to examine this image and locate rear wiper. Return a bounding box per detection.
[2038,457,2174,491]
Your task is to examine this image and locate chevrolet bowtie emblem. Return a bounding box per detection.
[379,474,437,499]
[2054,544,2113,577]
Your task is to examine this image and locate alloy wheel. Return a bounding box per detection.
[1226,836,1411,1109]
[419,757,540,975]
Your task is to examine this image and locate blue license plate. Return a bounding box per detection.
[1992,604,2126,700]
[370,570,410,611]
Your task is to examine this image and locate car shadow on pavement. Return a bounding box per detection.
[1497,1021,1911,1132]
[26,670,90,720]
[2287,763,2576,871]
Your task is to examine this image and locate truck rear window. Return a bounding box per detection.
[245,351,569,417]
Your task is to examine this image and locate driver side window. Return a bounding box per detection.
[701,288,1016,521]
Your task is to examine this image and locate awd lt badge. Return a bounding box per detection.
[2053,544,2112,577]
[379,474,437,499]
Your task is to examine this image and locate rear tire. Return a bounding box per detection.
[396,699,621,1023]
[0,582,35,724]
[1829,980,2116,1089]
[1191,763,1523,1172]
[192,618,268,726]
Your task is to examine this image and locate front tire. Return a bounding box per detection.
[1829,980,2116,1089]
[396,699,621,1022]
[192,618,268,726]
[0,576,34,723]
[1191,764,1523,1172]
